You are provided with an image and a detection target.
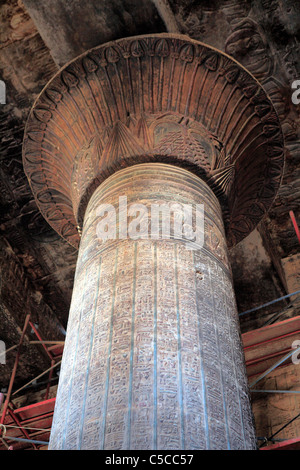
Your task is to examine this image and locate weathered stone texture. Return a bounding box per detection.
[49,164,256,450]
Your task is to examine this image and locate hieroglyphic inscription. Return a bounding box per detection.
[80,247,116,450]
[176,244,208,450]
[156,242,182,449]
[49,266,88,448]
[130,241,155,449]
[192,247,256,450]
[104,243,134,450]
[49,164,256,450]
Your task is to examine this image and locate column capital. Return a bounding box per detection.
[23,33,284,248]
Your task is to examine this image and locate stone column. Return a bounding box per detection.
[49,163,256,450]
[22,34,284,450]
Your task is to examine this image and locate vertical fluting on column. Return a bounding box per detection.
[49,163,256,450]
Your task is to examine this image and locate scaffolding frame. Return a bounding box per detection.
[0,314,63,450]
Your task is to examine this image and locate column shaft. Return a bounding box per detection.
[49,163,256,450]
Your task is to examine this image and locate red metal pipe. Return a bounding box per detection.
[0,314,31,434]
[260,437,300,450]
[290,210,300,244]
[245,346,293,367]
[13,397,56,416]
[243,328,300,350]
[16,411,54,427]
[7,406,37,450]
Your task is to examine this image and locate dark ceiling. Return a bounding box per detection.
[0,0,299,393]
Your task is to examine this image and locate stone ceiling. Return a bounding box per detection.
[0,0,299,392]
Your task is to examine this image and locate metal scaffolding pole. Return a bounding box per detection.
[239,290,300,317]
[0,314,37,450]
[0,315,31,431]
[249,344,300,388]
[11,360,62,397]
